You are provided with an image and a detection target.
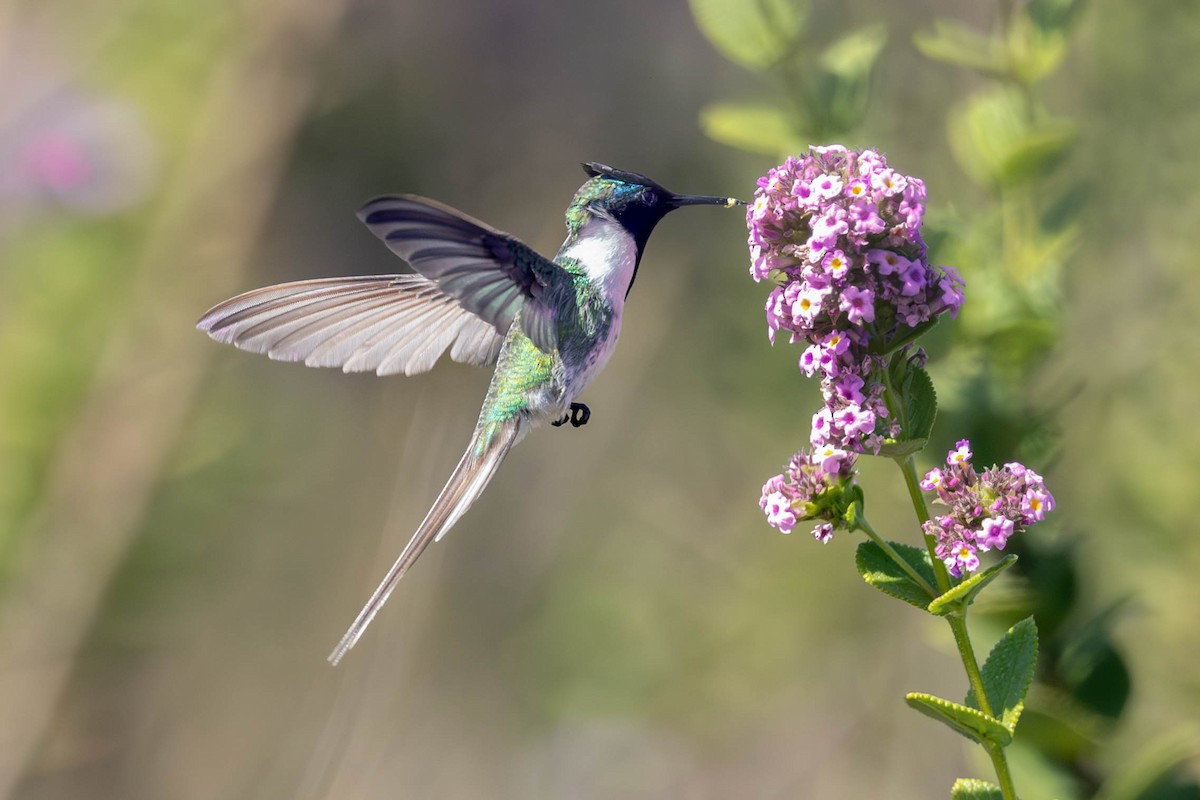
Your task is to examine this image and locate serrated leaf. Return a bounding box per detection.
[876,364,936,457]
[855,540,937,609]
[913,20,1007,78]
[905,366,937,443]
[699,102,803,156]
[906,692,1014,746]
[966,617,1038,730]
[928,554,1018,615]
[687,0,809,71]
[951,778,1004,800]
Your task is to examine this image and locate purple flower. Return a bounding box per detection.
[759,447,859,542]
[920,467,944,492]
[840,285,875,324]
[920,440,1053,577]
[746,147,963,454]
[1022,488,1055,523]
[976,517,1014,551]
[948,439,972,465]
[813,173,844,199]
[943,541,980,578]
[761,490,798,534]
[867,249,908,276]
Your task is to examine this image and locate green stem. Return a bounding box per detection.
[986,742,1020,800]
[856,515,938,599]
[948,614,993,717]
[949,613,1019,800]
[895,455,952,594]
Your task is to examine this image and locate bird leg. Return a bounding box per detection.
[552,402,591,428]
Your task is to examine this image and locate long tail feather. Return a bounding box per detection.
[327,417,527,665]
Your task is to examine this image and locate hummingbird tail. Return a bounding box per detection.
[327,417,527,665]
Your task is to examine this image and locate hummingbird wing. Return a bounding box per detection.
[327,415,528,665]
[197,274,504,376]
[357,195,562,354]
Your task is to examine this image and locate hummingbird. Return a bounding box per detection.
[197,162,743,664]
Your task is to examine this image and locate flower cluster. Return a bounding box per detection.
[747,146,965,453]
[759,447,859,543]
[920,440,1055,577]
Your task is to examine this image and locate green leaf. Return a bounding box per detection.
[966,616,1038,730]
[819,23,887,78]
[1005,11,1070,85]
[913,20,1007,79]
[904,366,937,444]
[698,102,803,156]
[855,540,937,610]
[950,778,1004,800]
[876,364,936,457]
[906,692,1014,746]
[687,0,809,71]
[928,554,1019,616]
[810,24,886,134]
[948,88,1078,189]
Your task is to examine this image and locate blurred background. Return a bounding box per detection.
[1,0,1197,798]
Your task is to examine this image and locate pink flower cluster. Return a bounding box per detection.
[920,440,1055,577]
[759,447,858,543]
[747,146,965,453]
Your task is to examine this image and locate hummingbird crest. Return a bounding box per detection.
[196,162,743,664]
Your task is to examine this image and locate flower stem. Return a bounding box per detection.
[894,455,952,594]
[947,613,993,717]
[856,515,937,599]
[986,741,1020,800]
[949,612,1019,800]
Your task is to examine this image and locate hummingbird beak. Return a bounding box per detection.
[669,193,747,209]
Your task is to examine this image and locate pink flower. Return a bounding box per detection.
[867,249,910,276]
[761,491,797,533]
[944,541,980,578]
[1022,488,1055,523]
[920,467,944,492]
[746,147,962,455]
[920,440,1053,576]
[758,447,859,542]
[840,285,875,324]
[976,516,1014,551]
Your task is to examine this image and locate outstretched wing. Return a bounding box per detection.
[356,195,562,354]
[197,274,504,376]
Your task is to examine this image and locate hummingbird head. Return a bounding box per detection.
[568,162,743,258]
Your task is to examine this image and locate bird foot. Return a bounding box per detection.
[551,402,591,428]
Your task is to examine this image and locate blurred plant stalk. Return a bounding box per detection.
[0,1,351,794]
